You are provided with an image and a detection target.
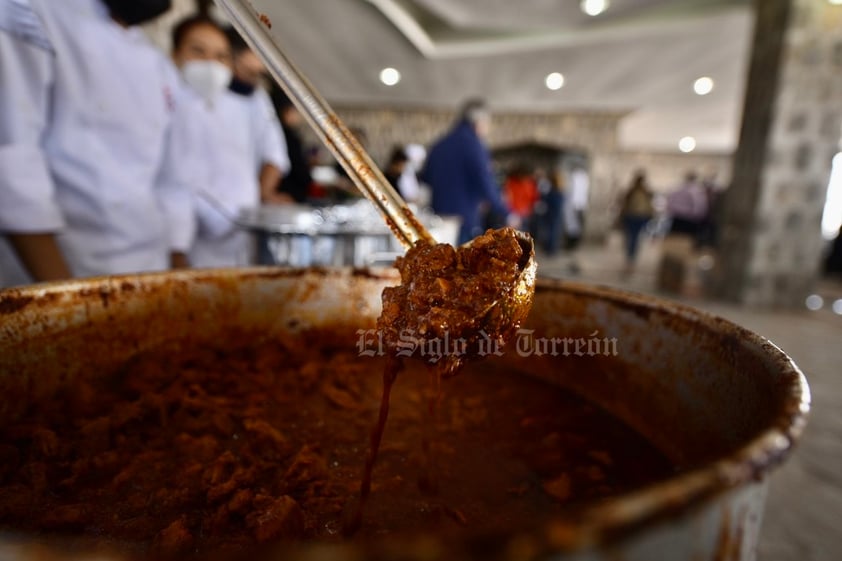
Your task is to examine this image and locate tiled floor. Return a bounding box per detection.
[537,233,842,561]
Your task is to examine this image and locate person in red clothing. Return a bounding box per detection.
[503,163,540,229]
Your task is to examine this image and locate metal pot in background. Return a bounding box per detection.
[0,269,809,560]
[238,203,461,267]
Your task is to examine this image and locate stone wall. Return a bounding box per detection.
[323,105,621,169]
[611,151,733,194]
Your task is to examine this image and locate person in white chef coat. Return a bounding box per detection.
[170,15,290,268]
[0,0,197,287]
[225,26,294,206]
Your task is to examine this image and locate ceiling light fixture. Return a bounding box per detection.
[829,0,842,5]
[545,72,565,91]
[693,76,714,95]
[678,136,697,153]
[379,67,401,86]
[805,294,824,311]
[580,0,609,17]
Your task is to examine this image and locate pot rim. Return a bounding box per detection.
[0,268,811,554]
[529,277,810,549]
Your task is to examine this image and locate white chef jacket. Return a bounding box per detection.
[187,87,290,268]
[0,0,196,286]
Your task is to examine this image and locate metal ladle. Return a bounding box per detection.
[214,0,536,340]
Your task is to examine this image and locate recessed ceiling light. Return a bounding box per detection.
[545,72,565,91]
[678,136,696,153]
[805,294,824,311]
[580,0,609,17]
[833,299,842,315]
[379,67,401,86]
[693,76,714,95]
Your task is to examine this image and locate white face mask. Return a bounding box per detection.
[181,60,232,103]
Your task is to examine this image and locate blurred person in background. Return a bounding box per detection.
[383,146,410,195]
[271,90,312,204]
[542,169,566,256]
[564,163,590,250]
[422,99,513,244]
[225,27,290,206]
[398,143,427,206]
[562,164,589,275]
[0,0,197,287]
[619,170,655,275]
[503,163,540,230]
[171,15,289,267]
[529,168,550,246]
[666,171,708,241]
[698,172,723,248]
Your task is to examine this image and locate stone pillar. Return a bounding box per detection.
[715,0,842,307]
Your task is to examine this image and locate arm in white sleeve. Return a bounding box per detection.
[0,8,64,233]
[155,98,202,252]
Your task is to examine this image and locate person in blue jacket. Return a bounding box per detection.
[422,99,513,245]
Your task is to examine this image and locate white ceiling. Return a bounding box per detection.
[226,0,754,153]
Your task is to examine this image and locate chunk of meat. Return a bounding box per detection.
[175,433,219,463]
[378,228,526,361]
[321,381,363,411]
[247,495,304,543]
[6,426,59,458]
[283,445,328,490]
[227,488,254,515]
[154,517,194,553]
[543,472,572,502]
[203,451,237,487]
[207,466,255,504]
[243,419,290,455]
[77,416,111,455]
[40,504,87,530]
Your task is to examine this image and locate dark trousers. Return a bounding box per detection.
[543,200,564,255]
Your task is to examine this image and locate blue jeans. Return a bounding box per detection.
[623,215,649,261]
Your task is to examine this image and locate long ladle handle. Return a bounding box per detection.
[213,0,435,249]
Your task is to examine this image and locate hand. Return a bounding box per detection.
[170,252,190,269]
[262,192,295,205]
